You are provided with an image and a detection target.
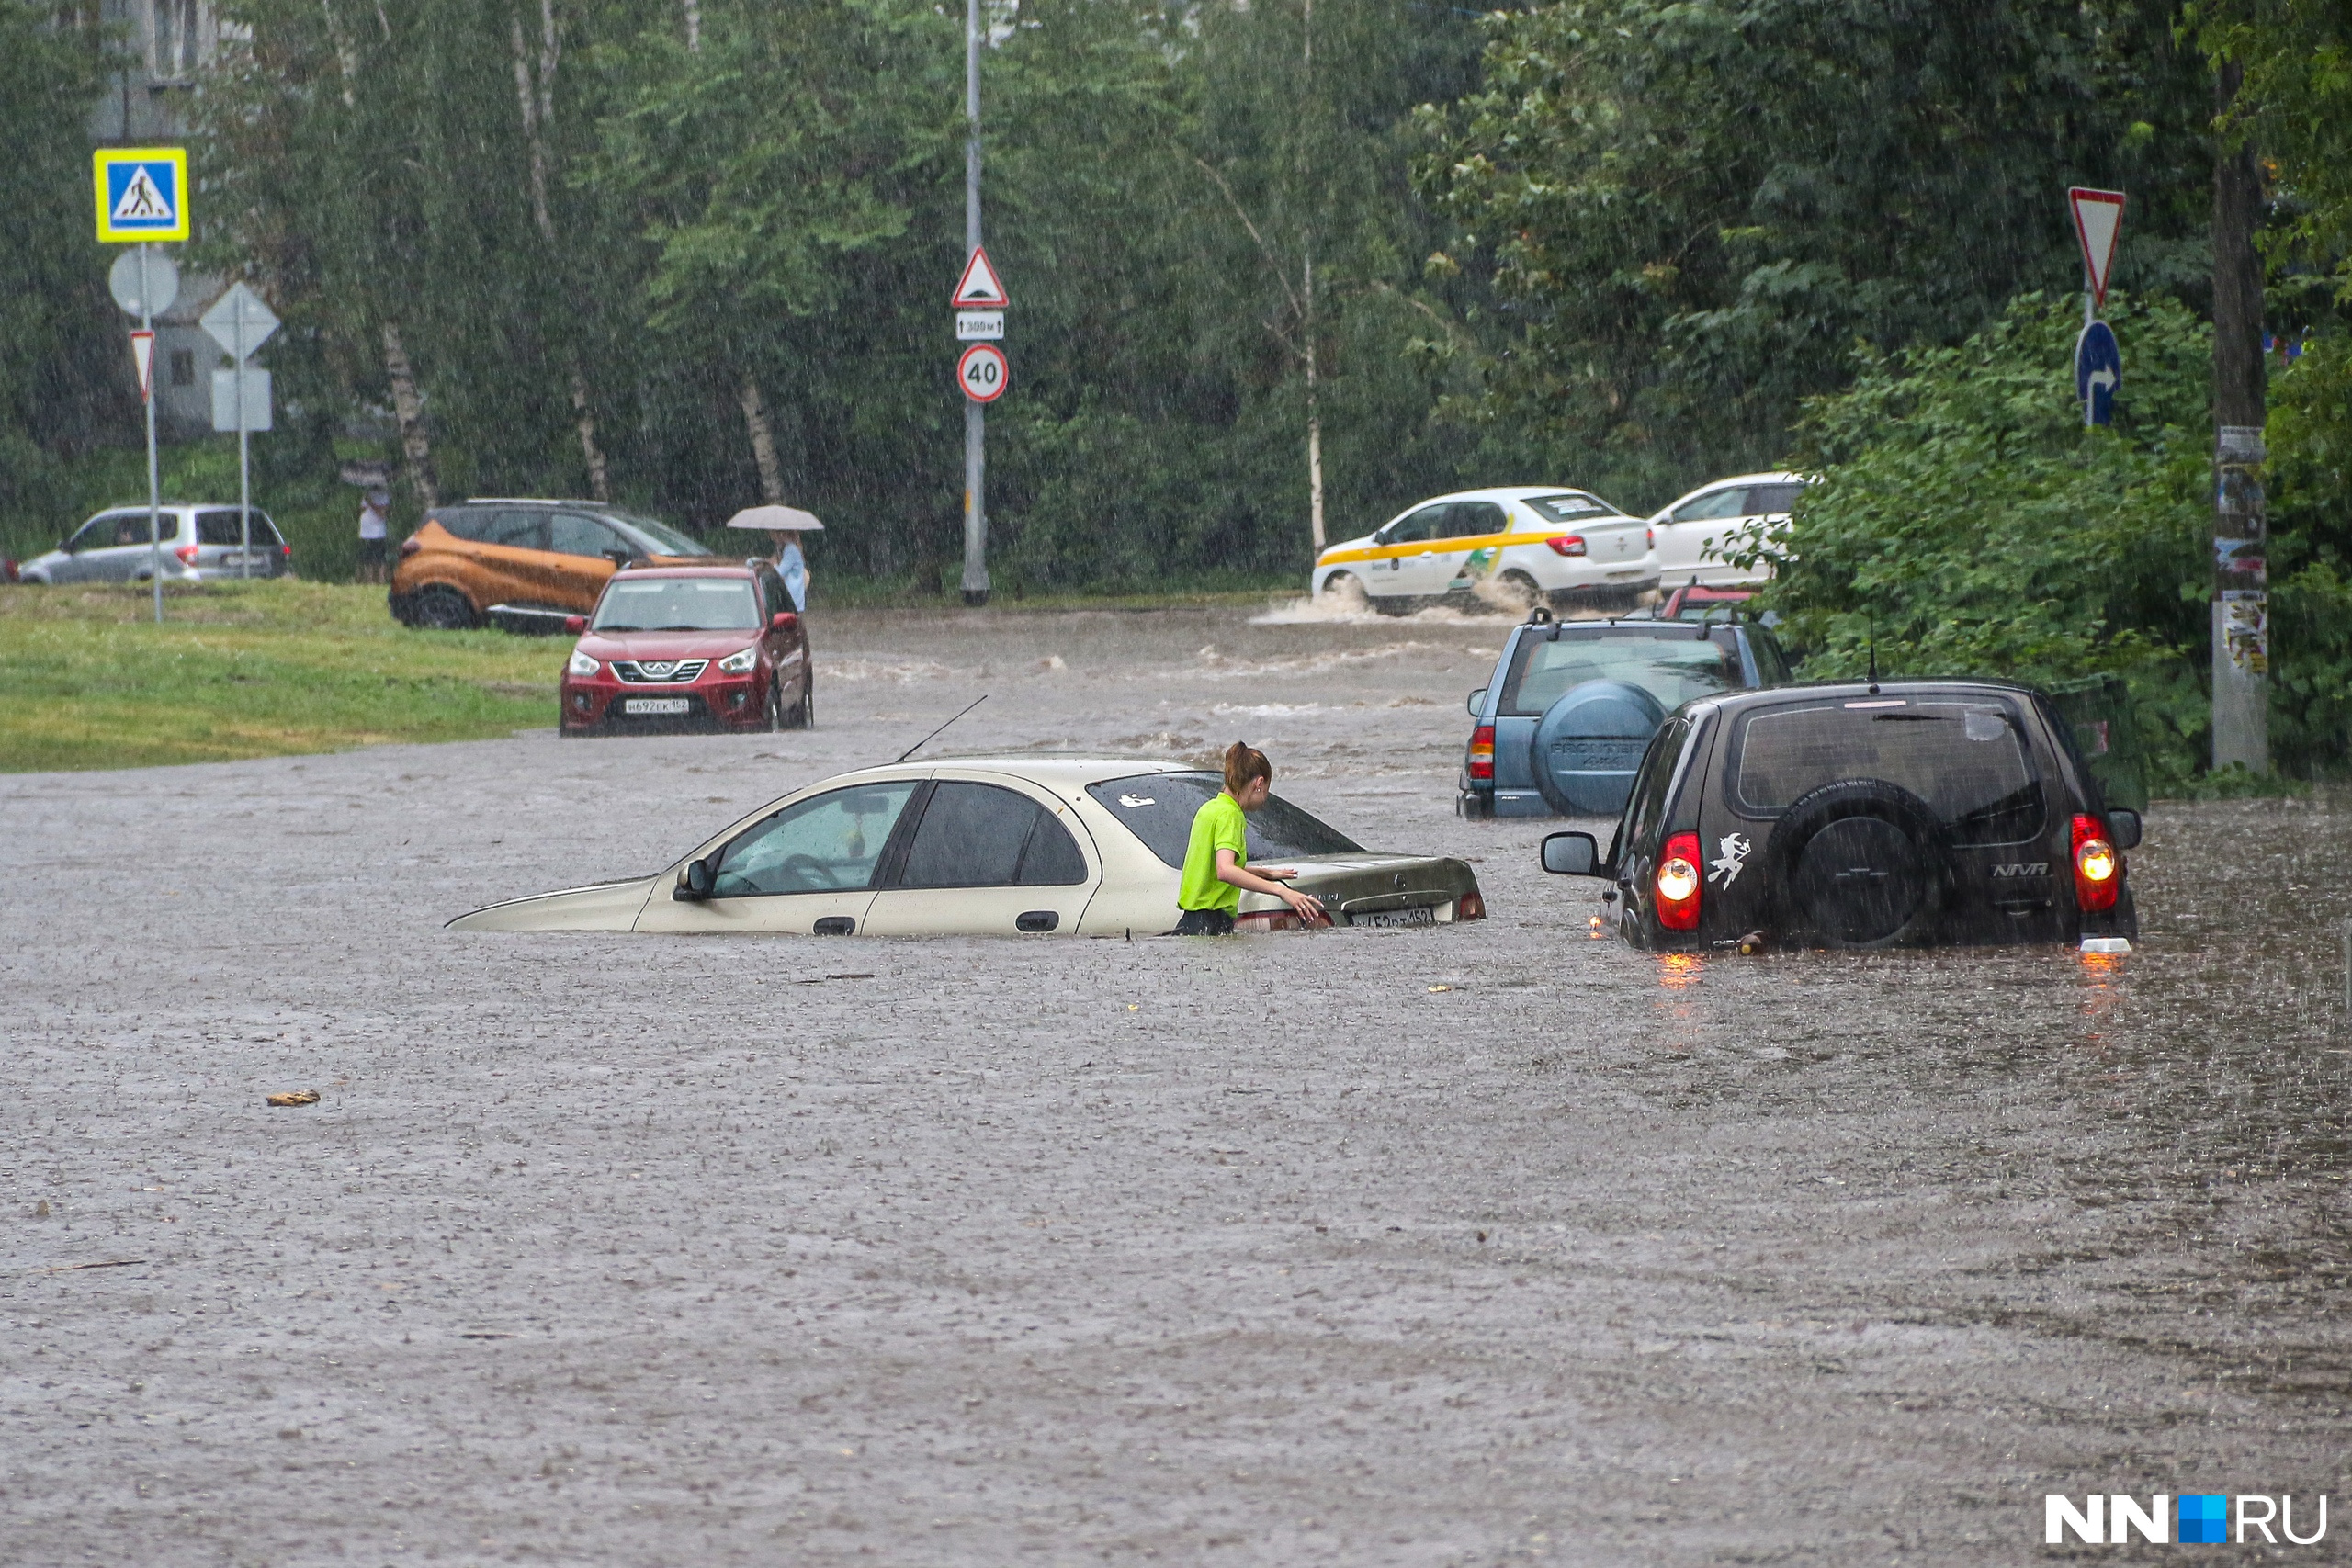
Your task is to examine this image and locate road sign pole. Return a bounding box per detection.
[960,0,989,607]
[237,318,252,580]
[141,243,163,624]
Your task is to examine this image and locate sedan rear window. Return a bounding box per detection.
[1500,632,1743,716]
[1523,493,1618,525]
[1731,699,2041,842]
[592,578,760,631]
[1087,772,1360,869]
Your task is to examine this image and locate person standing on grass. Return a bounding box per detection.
[1172,741,1328,935]
[356,487,390,585]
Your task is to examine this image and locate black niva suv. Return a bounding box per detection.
[1540,681,2141,951]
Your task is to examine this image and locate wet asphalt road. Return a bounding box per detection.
[4,601,2350,1566]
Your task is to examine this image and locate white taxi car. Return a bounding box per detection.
[447,757,1485,938]
[1645,472,1810,590]
[1310,487,1652,613]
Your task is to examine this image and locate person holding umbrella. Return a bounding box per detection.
[725,504,822,612]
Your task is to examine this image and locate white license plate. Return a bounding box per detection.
[1353,905,1436,929]
[623,697,692,716]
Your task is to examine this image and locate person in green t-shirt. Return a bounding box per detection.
[1173,741,1329,935]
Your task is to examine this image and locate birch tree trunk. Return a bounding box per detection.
[740,374,786,503]
[1304,253,1324,553]
[510,0,611,499]
[681,0,699,51]
[381,320,439,509]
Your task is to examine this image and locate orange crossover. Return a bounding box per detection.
[388,498,716,631]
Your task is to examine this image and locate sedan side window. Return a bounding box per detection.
[550,513,625,558]
[713,782,918,897]
[1449,502,1508,538]
[1670,488,1748,524]
[896,782,1088,888]
[1384,505,1450,546]
[1744,482,1806,515]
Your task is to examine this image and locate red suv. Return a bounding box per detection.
[560,562,812,736]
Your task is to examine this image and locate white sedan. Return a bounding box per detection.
[1646,472,1810,590]
[448,758,1486,938]
[1309,486,1652,612]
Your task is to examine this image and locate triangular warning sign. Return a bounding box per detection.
[2068,186,2126,307]
[114,165,172,222]
[130,329,155,400]
[951,246,1008,308]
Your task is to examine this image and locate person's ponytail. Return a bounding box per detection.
[1222,740,1272,795]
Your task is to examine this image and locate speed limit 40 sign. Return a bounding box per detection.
[957,343,1008,404]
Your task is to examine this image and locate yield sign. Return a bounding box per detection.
[2068,186,2126,306]
[130,329,155,400]
[951,246,1009,308]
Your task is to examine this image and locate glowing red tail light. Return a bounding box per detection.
[1466,724,1495,781]
[1656,831,1702,931]
[2071,814,2120,912]
[1545,535,1588,557]
[1455,891,1486,921]
[1646,526,1656,550]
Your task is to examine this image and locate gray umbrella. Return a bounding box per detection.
[725,504,824,532]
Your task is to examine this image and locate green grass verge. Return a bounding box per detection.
[0,580,560,773]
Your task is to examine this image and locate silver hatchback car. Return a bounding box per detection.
[18,504,291,584]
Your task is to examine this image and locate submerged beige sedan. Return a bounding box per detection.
[447,757,1486,938]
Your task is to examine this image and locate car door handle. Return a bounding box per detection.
[813,916,855,936]
[1016,910,1059,933]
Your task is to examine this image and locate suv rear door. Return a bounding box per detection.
[195,508,282,576]
[465,507,553,608]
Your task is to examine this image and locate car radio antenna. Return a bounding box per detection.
[895,694,988,764]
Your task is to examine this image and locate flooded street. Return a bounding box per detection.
[5,602,2349,1564]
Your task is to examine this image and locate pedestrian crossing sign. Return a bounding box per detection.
[93,148,189,243]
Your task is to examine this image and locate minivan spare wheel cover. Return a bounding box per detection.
[1776,779,1940,947]
[1532,679,1668,816]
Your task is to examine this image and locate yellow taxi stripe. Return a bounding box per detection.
[1317,529,1574,568]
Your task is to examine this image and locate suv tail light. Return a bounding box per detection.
[174,543,199,565]
[1466,724,1495,781]
[1657,831,1702,931]
[1645,526,1656,550]
[2071,814,2120,912]
[1544,535,1588,557]
[1455,891,1486,921]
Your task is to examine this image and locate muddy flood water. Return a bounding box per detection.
[4,600,2349,1565]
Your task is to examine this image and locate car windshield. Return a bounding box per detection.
[591,578,760,631]
[1524,492,1620,524]
[1730,697,2042,843]
[1087,772,1361,869]
[611,511,713,558]
[1499,632,1743,716]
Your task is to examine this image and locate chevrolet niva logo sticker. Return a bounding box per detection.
[1991,863,2050,877]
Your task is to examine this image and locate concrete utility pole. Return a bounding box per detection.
[2211,61,2269,773]
[960,0,989,606]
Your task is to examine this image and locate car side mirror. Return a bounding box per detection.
[563,615,586,634]
[674,856,716,901]
[2106,809,2142,851]
[1467,687,1487,718]
[770,611,798,633]
[601,547,634,567]
[1541,831,1602,877]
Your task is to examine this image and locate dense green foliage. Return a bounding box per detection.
[0,3,132,530]
[1417,0,2215,504]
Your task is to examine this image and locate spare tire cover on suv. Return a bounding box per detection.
[1531,679,1668,816]
[1772,778,1944,948]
